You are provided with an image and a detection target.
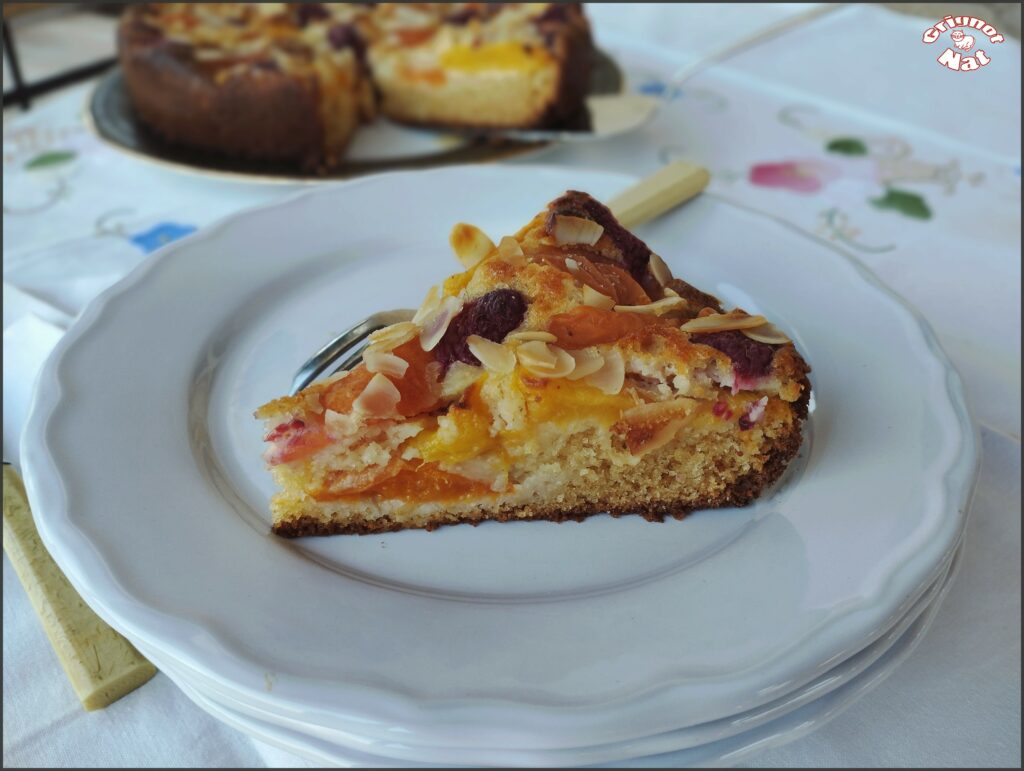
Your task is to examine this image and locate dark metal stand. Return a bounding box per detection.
[2,20,31,109]
[2,6,119,111]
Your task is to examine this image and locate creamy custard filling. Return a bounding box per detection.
[264,366,788,506]
[439,41,554,72]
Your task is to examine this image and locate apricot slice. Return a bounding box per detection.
[547,306,659,348]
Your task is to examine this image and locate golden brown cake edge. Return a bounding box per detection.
[271,378,811,537]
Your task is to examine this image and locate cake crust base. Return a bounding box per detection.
[272,381,810,538]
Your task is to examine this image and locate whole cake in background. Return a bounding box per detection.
[117,3,593,171]
[257,191,812,537]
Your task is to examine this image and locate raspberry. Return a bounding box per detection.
[534,3,579,24]
[295,3,329,27]
[435,289,527,371]
[546,191,653,281]
[264,418,305,443]
[712,400,732,419]
[444,6,480,24]
[327,24,367,63]
[691,330,776,378]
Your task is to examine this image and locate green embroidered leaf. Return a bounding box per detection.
[25,150,76,170]
[870,187,932,220]
[825,137,868,156]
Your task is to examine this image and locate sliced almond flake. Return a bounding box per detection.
[515,340,555,368]
[649,253,673,286]
[741,322,791,345]
[411,285,441,325]
[324,408,360,439]
[424,360,443,397]
[546,346,577,378]
[253,2,287,15]
[389,2,435,25]
[490,470,510,493]
[497,236,525,263]
[584,348,625,394]
[516,341,576,378]
[166,33,198,46]
[679,311,768,333]
[746,396,769,424]
[582,284,615,310]
[441,362,483,398]
[671,373,691,393]
[466,335,516,374]
[621,397,698,424]
[442,456,505,488]
[506,330,557,343]
[552,215,604,246]
[352,373,401,417]
[614,296,688,316]
[629,419,687,455]
[229,38,267,57]
[565,347,605,380]
[419,295,464,352]
[564,257,580,272]
[301,391,325,415]
[193,47,232,62]
[449,223,495,269]
[363,349,410,378]
[366,321,419,353]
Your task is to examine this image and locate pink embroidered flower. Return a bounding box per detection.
[749,160,842,194]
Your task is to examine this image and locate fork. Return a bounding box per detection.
[289,160,710,395]
[483,5,841,145]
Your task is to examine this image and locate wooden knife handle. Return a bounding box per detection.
[606,160,711,229]
[3,465,157,710]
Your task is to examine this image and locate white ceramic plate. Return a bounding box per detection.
[22,166,977,752]
[136,541,964,767]
[128,537,963,766]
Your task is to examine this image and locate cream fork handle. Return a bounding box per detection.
[606,160,710,229]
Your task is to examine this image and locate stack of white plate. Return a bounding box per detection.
[22,167,978,767]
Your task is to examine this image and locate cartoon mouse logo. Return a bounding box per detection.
[949,30,975,51]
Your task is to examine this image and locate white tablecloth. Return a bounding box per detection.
[3,4,1020,767]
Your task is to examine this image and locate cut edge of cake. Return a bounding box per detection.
[117,3,593,172]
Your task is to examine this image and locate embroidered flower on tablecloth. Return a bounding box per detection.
[631,70,727,110]
[767,106,992,222]
[635,78,683,101]
[630,75,679,100]
[3,146,80,215]
[128,222,197,253]
[748,136,945,223]
[94,210,199,254]
[748,159,842,194]
[23,150,77,170]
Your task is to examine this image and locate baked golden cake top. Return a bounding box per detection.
[123,3,586,82]
[257,191,810,476]
[367,3,587,68]
[123,4,371,80]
